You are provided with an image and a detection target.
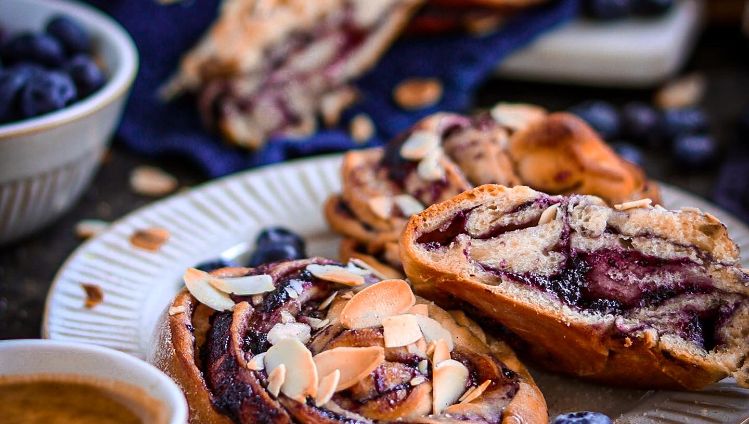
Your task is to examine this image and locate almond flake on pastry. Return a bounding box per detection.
[183,268,235,311]
[414,315,454,351]
[382,314,423,347]
[614,198,653,210]
[314,346,385,391]
[264,338,318,402]
[432,359,469,414]
[489,102,546,132]
[266,363,286,398]
[394,194,425,216]
[368,196,394,220]
[307,264,365,286]
[417,147,446,181]
[400,130,441,160]
[267,322,311,345]
[246,352,266,371]
[408,303,429,316]
[459,379,492,404]
[339,279,416,329]
[315,370,341,407]
[431,338,451,364]
[318,290,339,310]
[208,273,274,295]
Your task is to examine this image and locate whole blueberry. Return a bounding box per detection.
[195,258,238,272]
[661,107,709,140]
[621,102,661,145]
[611,142,645,167]
[255,227,306,252]
[0,68,33,122]
[248,243,305,267]
[583,0,632,20]
[570,100,621,140]
[1,33,65,67]
[552,411,613,424]
[672,134,717,168]
[632,0,674,16]
[20,70,77,118]
[46,15,92,55]
[66,54,106,98]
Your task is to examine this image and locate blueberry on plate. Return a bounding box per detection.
[1,33,65,67]
[621,102,661,145]
[66,54,106,98]
[255,227,306,252]
[20,69,77,118]
[248,243,305,267]
[631,0,674,16]
[672,133,717,169]
[569,100,621,140]
[661,107,709,140]
[552,411,612,424]
[583,0,632,20]
[46,14,91,55]
[611,141,645,167]
[195,258,238,272]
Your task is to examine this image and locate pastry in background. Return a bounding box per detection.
[410,0,550,34]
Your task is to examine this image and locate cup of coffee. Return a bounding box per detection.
[0,339,187,423]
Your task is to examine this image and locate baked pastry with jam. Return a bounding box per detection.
[163,0,424,149]
[325,105,660,274]
[400,185,749,389]
[151,258,548,423]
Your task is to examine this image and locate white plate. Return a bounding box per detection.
[44,154,749,422]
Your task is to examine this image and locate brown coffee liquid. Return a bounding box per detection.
[0,374,168,424]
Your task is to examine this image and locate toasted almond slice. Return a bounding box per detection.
[130,227,170,252]
[432,339,451,364]
[383,314,423,348]
[410,376,426,386]
[246,352,266,371]
[414,315,453,351]
[417,148,445,181]
[280,311,296,324]
[393,194,424,217]
[130,166,178,197]
[489,103,546,132]
[348,259,387,280]
[460,380,491,404]
[350,113,375,144]
[168,305,186,316]
[315,370,340,407]
[340,291,354,300]
[538,204,559,225]
[265,339,318,402]
[407,341,427,358]
[393,78,443,110]
[267,322,311,345]
[314,346,384,391]
[418,359,429,375]
[74,219,109,239]
[307,317,330,330]
[286,287,299,299]
[408,304,429,316]
[614,198,652,211]
[81,283,104,309]
[208,274,274,295]
[368,196,394,220]
[183,268,235,312]
[339,279,416,329]
[307,264,365,287]
[655,73,705,109]
[426,341,436,357]
[400,130,441,160]
[289,279,305,294]
[318,291,338,310]
[267,364,286,398]
[432,359,469,414]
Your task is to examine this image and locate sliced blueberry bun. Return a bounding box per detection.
[401,185,749,389]
[150,258,548,423]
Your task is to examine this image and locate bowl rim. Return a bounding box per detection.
[0,0,139,139]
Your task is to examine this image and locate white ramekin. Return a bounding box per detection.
[0,0,138,245]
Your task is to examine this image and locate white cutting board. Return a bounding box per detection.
[496,0,703,87]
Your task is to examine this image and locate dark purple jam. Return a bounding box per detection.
[416,209,471,247]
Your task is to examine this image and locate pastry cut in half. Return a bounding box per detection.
[401,185,749,390]
[163,0,424,149]
[150,258,548,423]
[325,106,660,275]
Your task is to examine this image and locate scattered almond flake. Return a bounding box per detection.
[538,204,559,225]
[129,227,170,252]
[367,196,394,220]
[321,87,358,127]
[417,148,445,181]
[614,198,652,211]
[414,315,454,351]
[418,359,429,375]
[81,283,103,309]
[246,352,266,371]
[208,274,274,295]
[267,322,311,345]
[314,346,385,391]
[340,291,354,300]
[252,294,264,305]
[307,264,365,287]
[489,103,546,132]
[183,268,235,312]
[348,259,387,280]
[406,341,427,358]
[393,78,443,110]
[286,287,299,299]
[410,376,427,386]
[393,194,424,217]
[289,279,305,295]
[307,317,330,330]
[460,380,491,404]
[350,113,375,144]
[315,370,340,407]
[400,130,441,161]
[432,338,451,364]
[383,314,423,348]
[265,339,318,402]
[339,279,416,329]
[426,341,436,357]
[168,305,187,316]
[318,291,338,310]
[655,73,705,109]
[129,165,178,197]
[408,304,429,316]
[281,310,296,324]
[267,363,286,398]
[74,219,109,239]
[432,359,469,414]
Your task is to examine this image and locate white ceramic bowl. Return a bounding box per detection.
[0,339,187,423]
[0,0,138,245]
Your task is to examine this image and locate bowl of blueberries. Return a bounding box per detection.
[0,0,137,245]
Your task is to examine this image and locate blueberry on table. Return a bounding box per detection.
[255,227,306,252]
[46,15,91,55]
[194,258,238,272]
[611,142,644,167]
[583,0,632,20]
[1,33,65,67]
[20,70,77,118]
[569,100,621,140]
[66,54,106,98]
[248,243,305,267]
[672,134,717,169]
[621,102,661,145]
[661,107,709,140]
[552,411,613,424]
[631,0,674,17]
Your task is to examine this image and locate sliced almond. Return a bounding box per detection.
[130,166,178,197]
[339,279,416,329]
[408,304,429,316]
[130,227,170,252]
[410,376,426,386]
[382,314,423,348]
[321,87,358,127]
[251,294,264,305]
[368,196,394,220]
[74,219,109,239]
[340,291,354,300]
[614,198,652,211]
[183,268,235,312]
[655,73,705,109]
[315,370,340,407]
[538,204,559,225]
[393,194,425,217]
[168,305,186,316]
[314,346,384,391]
[459,379,491,404]
[307,317,330,330]
[81,283,103,309]
[418,359,429,375]
[432,359,469,414]
[267,364,286,398]
[414,315,454,351]
[348,259,387,280]
[432,338,451,364]
[246,352,266,371]
[489,103,546,132]
[289,279,305,294]
[280,310,296,324]
[286,287,299,299]
[417,148,445,181]
[264,338,318,402]
[318,291,338,310]
[208,274,274,295]
[400,130,441,160]
[350,113,375,144]
[393,78,443,110]
[407,341,427,359]
[307,264,365,287]
[267,322,311,345]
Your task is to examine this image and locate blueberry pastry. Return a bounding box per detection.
[163,0,423,149]
[400,185,749,389]
[151,258,548,423]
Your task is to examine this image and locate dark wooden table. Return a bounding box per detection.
[1,27,747,340]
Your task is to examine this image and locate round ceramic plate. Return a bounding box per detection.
[44,154,749,422]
